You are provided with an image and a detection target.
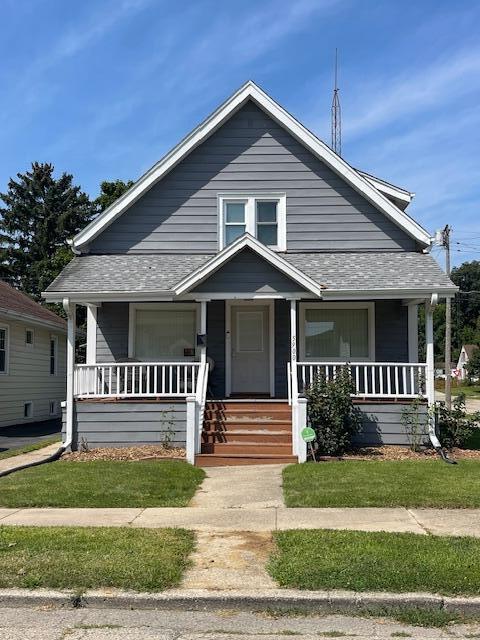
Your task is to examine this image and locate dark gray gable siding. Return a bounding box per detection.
[192,248,308,294]
[96,302,129,362]
[88,101,416,254]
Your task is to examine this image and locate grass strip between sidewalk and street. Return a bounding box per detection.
[268,529,480,595]
[0,438,60,461]
[0,526,194,591]
[0,460,205,507]
[283,460,480,508]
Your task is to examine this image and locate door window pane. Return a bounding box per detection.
[135,309,196,360]
[237,311,264,352]
[305,308,369,359]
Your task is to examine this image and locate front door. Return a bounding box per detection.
[230,304,271,395]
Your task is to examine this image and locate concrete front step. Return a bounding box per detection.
[195,453,298,466]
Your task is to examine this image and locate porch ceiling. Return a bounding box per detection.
[43,251,456,301]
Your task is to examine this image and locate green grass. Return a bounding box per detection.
[283,460,480,508]
[0,526,193,591]
[0,460,205,507]
[0,438,60,460]
[269,529,480,595]
[435,379,480,398]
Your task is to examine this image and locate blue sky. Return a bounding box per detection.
[1,0,479,266]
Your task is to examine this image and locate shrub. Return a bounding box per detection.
[305,366,360,456]
[436,393,478,449]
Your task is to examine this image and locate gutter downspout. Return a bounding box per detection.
[425,295,456,464]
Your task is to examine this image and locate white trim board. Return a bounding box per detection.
[70,81,432,251]
[225,299,275,397]
[174,233,323,297]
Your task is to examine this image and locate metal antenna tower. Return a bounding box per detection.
[331,48,341,155]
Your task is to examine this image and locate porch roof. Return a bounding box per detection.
[43,250,456,301]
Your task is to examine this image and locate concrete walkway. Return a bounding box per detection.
[190,464,285,508]
[0,442,60,474]
[2,506,480,537]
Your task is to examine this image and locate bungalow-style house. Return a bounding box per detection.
[0,280,66,428]
[456,344,479,381]
[44,81,456,465]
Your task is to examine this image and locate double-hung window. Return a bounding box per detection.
[300,303,375,362]
[49,336,58,375]
[0,326,8,374]
[219,193,286,250]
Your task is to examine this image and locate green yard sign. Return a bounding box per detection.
[301,427,316,442]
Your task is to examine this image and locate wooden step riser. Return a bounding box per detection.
[202,432,292,444]
[201,443,293,455]
[195,455,297,466]
[205,403,290,412]
[203,421,292,431]
[204,413,292,422]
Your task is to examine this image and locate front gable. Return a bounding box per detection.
[75,82,431,255]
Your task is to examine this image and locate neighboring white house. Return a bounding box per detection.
[456,344,479,380]
[0,280,67,428]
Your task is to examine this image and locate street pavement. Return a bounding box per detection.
[0,605,478,639]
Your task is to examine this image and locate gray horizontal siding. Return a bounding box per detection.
[96,302,129,362]
[206,300,225,398]
[193,248,307,294]
[63,401,186,450]
[352,402,428,446]
[88,101,416,254]
[375,300,408,361]
[275,299,290,398]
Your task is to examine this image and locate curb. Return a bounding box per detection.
[1,588,480,615]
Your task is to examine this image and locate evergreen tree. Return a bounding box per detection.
[94,179,134,212]
[0,162,95,300]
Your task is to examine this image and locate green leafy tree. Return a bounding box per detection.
[466,348,480,381]
[0,162,95,300]
[94,179,134,212]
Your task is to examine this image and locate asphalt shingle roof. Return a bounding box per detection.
[0,280,66,328]
[45,251,455,296]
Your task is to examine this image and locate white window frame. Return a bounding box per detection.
[49,335,58,376]
[25,327,34,347]
[49,400,59,416]
[299,302,376,362]
[128,303,200,361]
[218,192,286,251]
[24,401,33,419]
[0,324,9,375]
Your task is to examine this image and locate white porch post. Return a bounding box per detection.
[199,300,208,364]
[425,300,435,406]
[186,395,197,464]
[86,304,97,365]
[297,397,308,463]
[63,299,76,451]
[289,299,300,456]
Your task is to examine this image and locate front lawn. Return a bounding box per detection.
[0,526,193,590]
[269,529,480,595]
[0,460,205,507]
[283,460,480,508]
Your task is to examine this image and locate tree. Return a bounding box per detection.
[94,179,134,213]
[451,261,480,350]
[0,162,95,300]
[466,348,480,382]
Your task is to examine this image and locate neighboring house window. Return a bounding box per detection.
[25,328,34,346]
[49,400,59,416]
[0,326,8,374]
[50,336,58,375]
[218,193,286,250]
[129,304,198,361]
[299,303,375,361]
[24,402,33,418]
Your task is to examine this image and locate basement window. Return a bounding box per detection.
[24,402,33,419]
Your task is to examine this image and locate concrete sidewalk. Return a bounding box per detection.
[2,506,480,537]
[0,442,61,474]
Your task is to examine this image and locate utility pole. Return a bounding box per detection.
[442,224,452,409]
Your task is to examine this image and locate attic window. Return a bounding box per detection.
[218,193,286,251]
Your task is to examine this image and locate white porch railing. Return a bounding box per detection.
[294,362,428,399]
[74,362,203,398]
